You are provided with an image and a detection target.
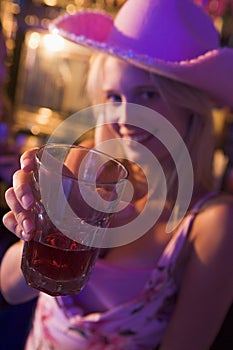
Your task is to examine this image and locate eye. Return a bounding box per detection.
[106,92,122,103]
[141,91,159,100]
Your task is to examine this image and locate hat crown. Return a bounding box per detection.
[108,0,219,62]
[51,0,233,109]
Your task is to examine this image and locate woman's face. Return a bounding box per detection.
[96,56,190,162]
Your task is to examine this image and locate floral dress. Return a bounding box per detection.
[25,196,212,350]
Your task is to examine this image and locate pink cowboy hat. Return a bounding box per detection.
[50,0,233,109]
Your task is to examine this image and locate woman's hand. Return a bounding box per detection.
[2,148,38,241]
[1,148,41,304]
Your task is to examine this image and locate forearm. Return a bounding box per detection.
[0,240,39,304]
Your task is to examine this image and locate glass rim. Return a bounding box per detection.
[35,143,129,185]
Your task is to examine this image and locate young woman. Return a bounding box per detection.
[1,0,233,349]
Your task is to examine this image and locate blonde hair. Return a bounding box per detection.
[154,74,216,191]
[86,53,216,192]
[86,54,108,104]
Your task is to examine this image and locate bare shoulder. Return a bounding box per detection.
[190,192,233,269]
[194,192,233,233]
[160,194,233,349]
[200,192,233,208]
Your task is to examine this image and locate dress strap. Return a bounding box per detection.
[189,192,217,215]
[156,192,217,269]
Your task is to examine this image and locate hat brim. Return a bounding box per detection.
[51,11,233,109]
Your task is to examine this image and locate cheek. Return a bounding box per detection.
[161,108,190,140]
[146,136,169,162]
[172,119,189,139]
[143,108,190,161]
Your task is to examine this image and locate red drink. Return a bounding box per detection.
[21,231,99,296]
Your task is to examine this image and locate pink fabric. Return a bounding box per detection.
[76,260,153,313]
[25,195,214,350]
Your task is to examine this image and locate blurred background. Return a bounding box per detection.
[0,0,232,150]
[0,0,126,151]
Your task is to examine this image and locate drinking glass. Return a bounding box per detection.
[21,144,128,296]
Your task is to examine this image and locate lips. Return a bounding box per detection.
[122,132,154,143]
[112,123,155,143]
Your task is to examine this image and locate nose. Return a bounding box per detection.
[113,89,137,118]
[104,101,128,125]
[110,102,145,138]
[115,102,127,126]
[115,101,141,129]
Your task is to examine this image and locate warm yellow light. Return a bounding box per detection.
[36,108,53,125]
[66,3,77,14]
[42,33,65,52]
[38,107,53,118]
[44,0,57,6]
[28,32,41,49]
[31,125,41,135]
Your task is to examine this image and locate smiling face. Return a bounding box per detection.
[89,56,190,163]
[87,54,215,192]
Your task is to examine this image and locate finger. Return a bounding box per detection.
[5,187,35,236]
[12,170,35,210]
[2,211,30,240]
[20,148,39,171]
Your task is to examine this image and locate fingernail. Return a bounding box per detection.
[22,218,34,234]
[21,158,31,170]
[22,194,34,209]
[21,230,31,241]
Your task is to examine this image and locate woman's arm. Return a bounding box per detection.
[159,196,233,350]
[0,240,39,303]
[0,148,39,303]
